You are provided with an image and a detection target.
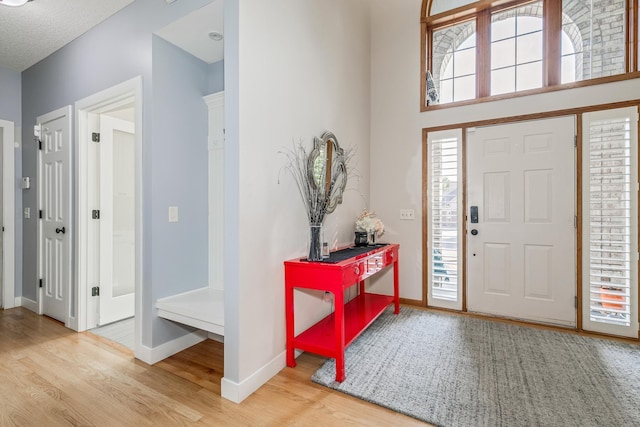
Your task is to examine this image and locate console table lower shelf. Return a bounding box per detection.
[293,293,393,357]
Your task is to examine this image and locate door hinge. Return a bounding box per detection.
[574,215,577,228]
[39,210,43,219]
[91,286,100,297]
[574,135,577,148]
[92,209,100,219]
[39,279,43,288]
[92,132,100,143]
[575,296,578,308]
[34,124,42,149]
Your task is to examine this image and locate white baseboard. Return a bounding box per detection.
[208,332,224,343]
[221,350,286,403]
[138,330,207,365]
[20,297,38,313]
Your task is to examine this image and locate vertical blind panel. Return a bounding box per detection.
[430,137,459,302]
[588,117,632,326]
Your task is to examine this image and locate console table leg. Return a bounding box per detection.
[285,283,296,367]
[393,259,400,314]
[334,291,345,382]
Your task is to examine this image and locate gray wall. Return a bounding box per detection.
[0,67,21,125]
[150,36,221,345]
[20,0,215,348]
[208,60,224,94]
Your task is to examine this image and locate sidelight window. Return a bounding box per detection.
[582,107,639,338]
[427,129,463,310]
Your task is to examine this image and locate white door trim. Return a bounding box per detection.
[74,76,143,360]
[0,120,15,309]
[36,106,73,323]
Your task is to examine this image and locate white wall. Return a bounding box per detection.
[224,0,371,399]
[369,0,424,300]
[369,0,640,301]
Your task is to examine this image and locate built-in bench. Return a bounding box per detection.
[156,287,224,336]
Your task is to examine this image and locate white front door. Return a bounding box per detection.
[98,115,135,325]
[38,107,72,323]
[467,116,576,326]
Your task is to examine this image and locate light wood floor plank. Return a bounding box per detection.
[0,308,426,426]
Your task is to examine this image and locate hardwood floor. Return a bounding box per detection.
[0,307,426,426]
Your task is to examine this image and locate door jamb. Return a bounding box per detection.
[74,76,143,360]
[0,120,15,309]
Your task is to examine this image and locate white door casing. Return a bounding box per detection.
[99,115,135,325]
[75,76,143,360]
[38,106,72,324]
[467,116,576,326]
[0,120,15,309]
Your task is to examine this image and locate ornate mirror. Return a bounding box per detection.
[307,131,347,214]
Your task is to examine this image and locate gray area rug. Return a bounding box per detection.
[311,307,640,427]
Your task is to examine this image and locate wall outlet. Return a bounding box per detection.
[24,207,30,219]
[400,209,415,220]
[168,206,179,222]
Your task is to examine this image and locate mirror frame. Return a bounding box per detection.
[307,131,347,214]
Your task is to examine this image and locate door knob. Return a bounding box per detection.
[471,229,478,235]
[55,226,66,234]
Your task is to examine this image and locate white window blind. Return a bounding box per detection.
[583,107,639,338]
[428,130,463,310]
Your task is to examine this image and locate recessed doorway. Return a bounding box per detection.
[74,77,142,356]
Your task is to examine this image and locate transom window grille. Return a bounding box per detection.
[432,20,476,103]
[423,0,638,107]
[490,2,543,95]
[427,131,462,309]
[561,0,627,82]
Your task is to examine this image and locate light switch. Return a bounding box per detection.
[168,206,179,222]
[22,177,30,189]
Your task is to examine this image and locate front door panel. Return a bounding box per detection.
[467,116,576,326]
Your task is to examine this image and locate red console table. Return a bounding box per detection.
[285,243,399,382]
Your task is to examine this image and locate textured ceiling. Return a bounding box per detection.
[0,0,135,71]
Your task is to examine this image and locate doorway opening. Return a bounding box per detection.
[75,77,143,357]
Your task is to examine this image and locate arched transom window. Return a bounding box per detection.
[422,0,638,108]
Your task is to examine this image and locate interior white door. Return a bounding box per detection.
[39,108,71,323]
[98,115,135,325]
[467,116,576,326]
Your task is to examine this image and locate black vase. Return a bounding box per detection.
[354,231,368,246]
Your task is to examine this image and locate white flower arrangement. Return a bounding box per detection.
[355,209,384,238]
